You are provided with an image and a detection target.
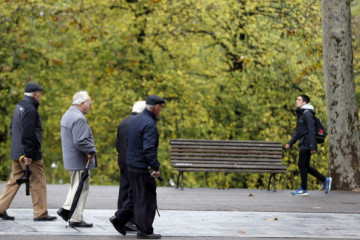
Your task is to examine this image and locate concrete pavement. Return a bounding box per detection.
[0,183,359,239]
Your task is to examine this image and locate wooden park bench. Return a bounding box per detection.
[170,139,287,191]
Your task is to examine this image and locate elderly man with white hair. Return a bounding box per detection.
[57,91,97,228]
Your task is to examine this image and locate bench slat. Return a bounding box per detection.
[173,168,287,174]
[171,144,281,149]
[171,149,282,154]
[170,139,281,145]
[171,157,282,162]
[171,161,284,166]
[172,163,287,169]
[171,153,282,159]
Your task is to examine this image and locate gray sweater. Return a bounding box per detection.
[60,106,97,170]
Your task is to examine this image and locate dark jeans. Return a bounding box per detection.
[298,149,326,190]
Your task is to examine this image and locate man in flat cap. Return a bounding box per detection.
[110,95,165,239]
[0,83,57,221]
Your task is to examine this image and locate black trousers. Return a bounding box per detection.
[115,168,134,224]
[298,149,326,190]
[116,168,135,223]
[129,170,157,234]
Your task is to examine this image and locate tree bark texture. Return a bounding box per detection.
[321,0,360,190]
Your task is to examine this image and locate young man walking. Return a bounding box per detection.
[286,94,332,196]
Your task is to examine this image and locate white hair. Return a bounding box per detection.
[72,91,90,105]
[146,104,155,110]
[132,101,146,113]
[24,92,34,97]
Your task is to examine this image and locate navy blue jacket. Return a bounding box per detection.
[288,108,317,151]
[126,109,160,171]
[10,96,43,161]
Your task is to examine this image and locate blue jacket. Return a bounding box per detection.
[10,96,43,161]
[288,104,317,151]
[126,108,160,171]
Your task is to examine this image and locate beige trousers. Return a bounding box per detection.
[62,170,90,222]
[0,160,49,219]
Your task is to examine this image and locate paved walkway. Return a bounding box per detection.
[0,184,359,239]
[1,209,360,239]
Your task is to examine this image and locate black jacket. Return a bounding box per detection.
[288,107,317,151]
[116,112,137,169]
[126,108,160,171]
[10,96,43,161]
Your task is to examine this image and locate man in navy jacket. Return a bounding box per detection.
[0,83,56,221]
[110,95,165,239]
[286,94,332,196]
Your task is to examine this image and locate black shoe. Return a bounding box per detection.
[69,221,93,228]
[34,215,57,221]
[57,208,70,222]
[109,215,126,236]
[137,232,161,239]
[125,221,138,231]
[0,213,15,220]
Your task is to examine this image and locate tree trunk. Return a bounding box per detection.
[321,0,360,190]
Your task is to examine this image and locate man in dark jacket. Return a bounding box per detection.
[115,100,145,231]
[110,95,165,239]
[0,83,57,221]
[286,94,332,196]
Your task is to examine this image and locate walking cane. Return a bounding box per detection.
[148,167,163,217]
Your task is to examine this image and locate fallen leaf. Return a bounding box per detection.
[267,217,278,221]
[238,230,245,234]
[248,193,254,197]
[312,206,321,210]
[326,228,337,231]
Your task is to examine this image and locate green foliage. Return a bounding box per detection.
[0,0,358,190]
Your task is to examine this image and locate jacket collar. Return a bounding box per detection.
[144,108,157,121]
[296,103,315,116]
[70,105,85,116]
[24,96,39,109]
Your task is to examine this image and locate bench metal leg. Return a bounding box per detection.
[267,174,272,191]
[267,173,277,192]
[180,171,184,190]
[176,172,180,189]
[175,171,184,190]
[273,173,277,192]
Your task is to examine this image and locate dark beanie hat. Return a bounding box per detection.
[25,83,44,93]
[146,95,165,105]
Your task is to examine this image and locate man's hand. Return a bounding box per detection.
[285,144,290,149]
[311,150,316,155]
[24,157,32,165]
[88,154,94,161]
[151,170,160,179]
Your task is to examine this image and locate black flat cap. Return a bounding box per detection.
[25,83,44,93]
[146,95,165,105]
